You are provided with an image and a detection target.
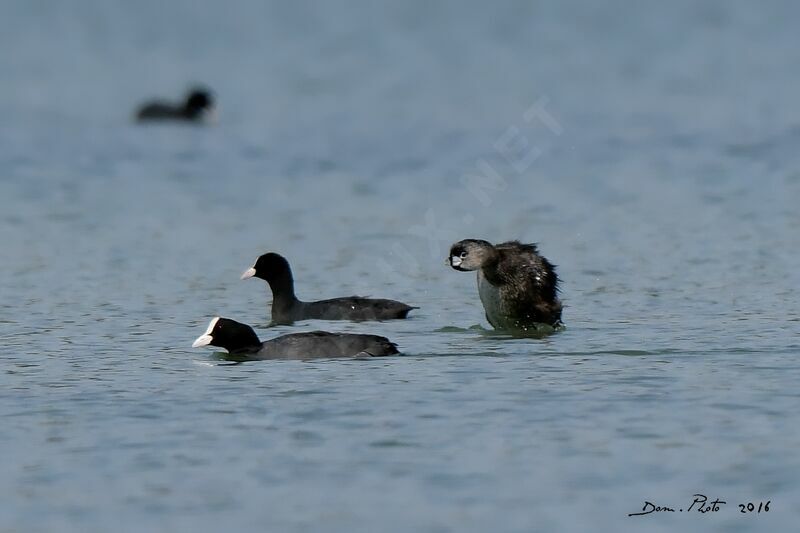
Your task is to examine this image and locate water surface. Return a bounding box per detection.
[1,1,799,532]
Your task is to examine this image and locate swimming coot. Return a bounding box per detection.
[135,88,215,122]
[241,252,416,325]
[192,317,400,360]
[448,239,563,331]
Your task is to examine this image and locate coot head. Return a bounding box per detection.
[448,239,495,271]
[186,89,212,110]
[183,88,215,120]
[192,317,261,352]
[240,252,291,282]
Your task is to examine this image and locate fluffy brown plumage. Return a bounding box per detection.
[448,239,563,331]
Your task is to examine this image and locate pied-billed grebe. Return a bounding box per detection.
[192,317,400,359]
[448,239,563,331]
[241,252,417,325]
[135,88,216,122]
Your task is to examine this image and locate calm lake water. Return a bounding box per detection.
[1,1,799,532]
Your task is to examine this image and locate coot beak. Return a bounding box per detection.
[240,267,256,280]
[193,317,220,348]
[201,106,219,124]
[192,334,213,348]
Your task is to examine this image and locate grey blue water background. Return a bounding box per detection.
[1,1,799,531]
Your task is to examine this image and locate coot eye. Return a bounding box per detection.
[459,251,468,259]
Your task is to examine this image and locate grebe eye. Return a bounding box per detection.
[460,251,468,259]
